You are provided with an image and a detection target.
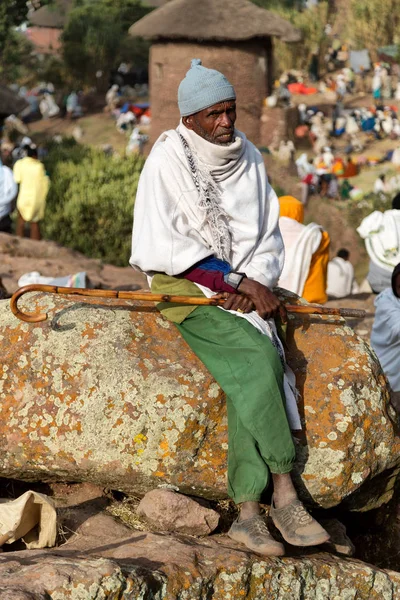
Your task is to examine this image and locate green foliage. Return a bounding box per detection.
[346,193,393,232]
[34,56,68,89]
[0,0,52,54]
[62,0,151,87]
[347,0,400,51]
[0,30,35,84]
[0,0,30,53]
[42,139,145,266]
[272,2,329,73]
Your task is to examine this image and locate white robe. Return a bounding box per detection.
[278,217,322,297]
[130,122,283,286]
[327,257,357,298]
[130,123,301,429]
[371,288,400,392]
[0,165,17,220]
[357,210,400,272]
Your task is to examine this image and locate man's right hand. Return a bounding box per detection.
[237,278,287,323]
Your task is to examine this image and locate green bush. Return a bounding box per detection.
[345,193,392,232]
[272,2,329,74]
[42,139,145,266]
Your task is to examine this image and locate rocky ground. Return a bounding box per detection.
[1,481,400,599]
[0,232,146,295]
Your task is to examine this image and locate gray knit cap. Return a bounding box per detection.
[178,59,236,117]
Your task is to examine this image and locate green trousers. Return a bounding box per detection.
[176,306,295,504]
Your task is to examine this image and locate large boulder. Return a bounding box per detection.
[0,290,399,509]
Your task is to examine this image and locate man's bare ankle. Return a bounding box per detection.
[272,491,298,509]
[238,501,260,521]
[271,472,298,508]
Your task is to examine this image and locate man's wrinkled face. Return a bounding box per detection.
[183,100,237,145]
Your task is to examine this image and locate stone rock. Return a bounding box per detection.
[319,518,355,556]
[0,556,139,600]
[0,511,399,599]
[0,289,398,510]
[137,489,219,535]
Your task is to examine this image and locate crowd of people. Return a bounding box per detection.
[9,82,85,123]
[104,79,150,156]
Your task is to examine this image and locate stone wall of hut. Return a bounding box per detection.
[149,40,271,145]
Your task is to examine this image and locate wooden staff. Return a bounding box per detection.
[9,284,366,323]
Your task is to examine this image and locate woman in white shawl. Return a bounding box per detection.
[371,263,400,411]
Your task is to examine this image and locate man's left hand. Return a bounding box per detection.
[216,292,255,313]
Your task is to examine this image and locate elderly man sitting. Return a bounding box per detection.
[130,59,329,556]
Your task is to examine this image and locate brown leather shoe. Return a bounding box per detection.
[228,515,285,556]
[270,497,330,547]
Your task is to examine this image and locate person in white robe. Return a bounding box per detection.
[327,249,359,298]
[0,157,17,233]
[371,263,400,412]
[357,193,400,292]
[130,59,329,556]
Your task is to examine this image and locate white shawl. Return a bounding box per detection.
[0,164,17,220]
[357,210,400,272]
[130,122,284,287]
[371,288,400,391]
[327,256,357,298]
[130,123,301,430]
[278,217,322,296]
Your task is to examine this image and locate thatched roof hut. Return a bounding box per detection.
[0,86,28,120]
[129,0,300,145]
[129,0,300,43]
[28,0,72,29]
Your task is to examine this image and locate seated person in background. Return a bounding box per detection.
[371,263,400,413]
[357,193,400,293]
[278,196,330,304]
[327,175,339,200]
[342,156,358,178]
[327,248,359,298]
[0,156,17,233]
[374,174,389,197]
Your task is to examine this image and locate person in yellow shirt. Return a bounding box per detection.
[13,146,50,241]
[278,195,330,304]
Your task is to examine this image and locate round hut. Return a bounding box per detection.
[129,0,300,145]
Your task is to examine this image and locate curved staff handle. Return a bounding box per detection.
[9,284,226,323]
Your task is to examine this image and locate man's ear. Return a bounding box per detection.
[182,116,194,130]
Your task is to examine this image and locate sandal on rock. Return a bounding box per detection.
[228,514,285,556]
[270,497,330,547]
